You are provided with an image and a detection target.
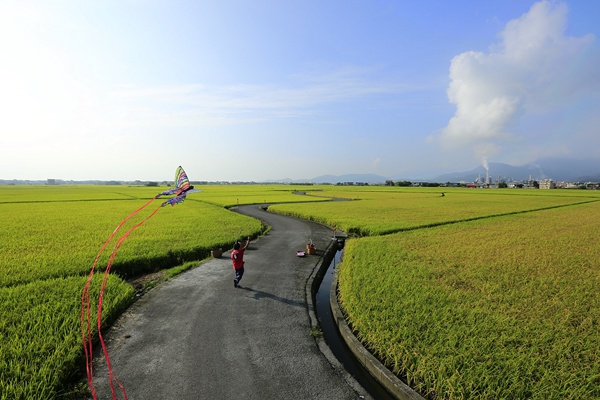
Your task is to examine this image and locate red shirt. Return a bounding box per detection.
[231,248,246,270]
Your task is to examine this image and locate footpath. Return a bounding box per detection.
[89,205,370,399]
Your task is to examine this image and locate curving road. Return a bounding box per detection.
[90,205,370,399]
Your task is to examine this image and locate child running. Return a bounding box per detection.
[231,237,250,288]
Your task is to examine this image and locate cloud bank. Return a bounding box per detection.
[438,0,599,167]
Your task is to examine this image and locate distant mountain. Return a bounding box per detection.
[266,173,390,184]
[311,173,390,184]
[264,158,600,185]
[433,157,600,183]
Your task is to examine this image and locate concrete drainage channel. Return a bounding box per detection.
[310,236,424,400]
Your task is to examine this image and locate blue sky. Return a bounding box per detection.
[1,0,599,181]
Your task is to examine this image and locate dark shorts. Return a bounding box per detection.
[235,267,244,281]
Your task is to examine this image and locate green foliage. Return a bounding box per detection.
[0,184,265,398]
[336,201,600,399]
[0,275,134,400]
[270,188,595,236]
[164,260,200,279]
[0,197,262,287]
[2,184,599,398]
[189,184,328,207]
[396,180,412,187]
[274,186,600,398]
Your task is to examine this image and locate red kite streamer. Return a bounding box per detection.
[81,166,200,399]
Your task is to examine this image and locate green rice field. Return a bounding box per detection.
[270,187,597,235]
[0,184,268,399]
[1,184,599,399]
[274,187,600,399]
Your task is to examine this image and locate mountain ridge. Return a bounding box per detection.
[267,157,600,184]
[432,157,600,183]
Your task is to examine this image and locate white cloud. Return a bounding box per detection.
[437,0,599,166]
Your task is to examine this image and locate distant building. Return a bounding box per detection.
[539,179,555,189]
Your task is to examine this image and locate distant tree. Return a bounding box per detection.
[533,180,539,189]
[146,181,159,187]
[498,182,508,188]
[396,181,412,187]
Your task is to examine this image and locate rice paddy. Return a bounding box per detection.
[1,184,598,399]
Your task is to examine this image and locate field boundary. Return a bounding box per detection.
[373,198,600,236]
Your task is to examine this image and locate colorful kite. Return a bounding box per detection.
[81,166,199,400]
[156,165,201,207]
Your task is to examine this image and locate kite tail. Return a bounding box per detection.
[81,197,157,400]
[98,204,161,400]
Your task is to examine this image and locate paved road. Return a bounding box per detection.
[90,205,370,399]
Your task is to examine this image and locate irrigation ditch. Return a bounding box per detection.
[308,234,424,400]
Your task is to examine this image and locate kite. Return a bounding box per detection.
[156,165,201,207]
[81,166,199,400]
